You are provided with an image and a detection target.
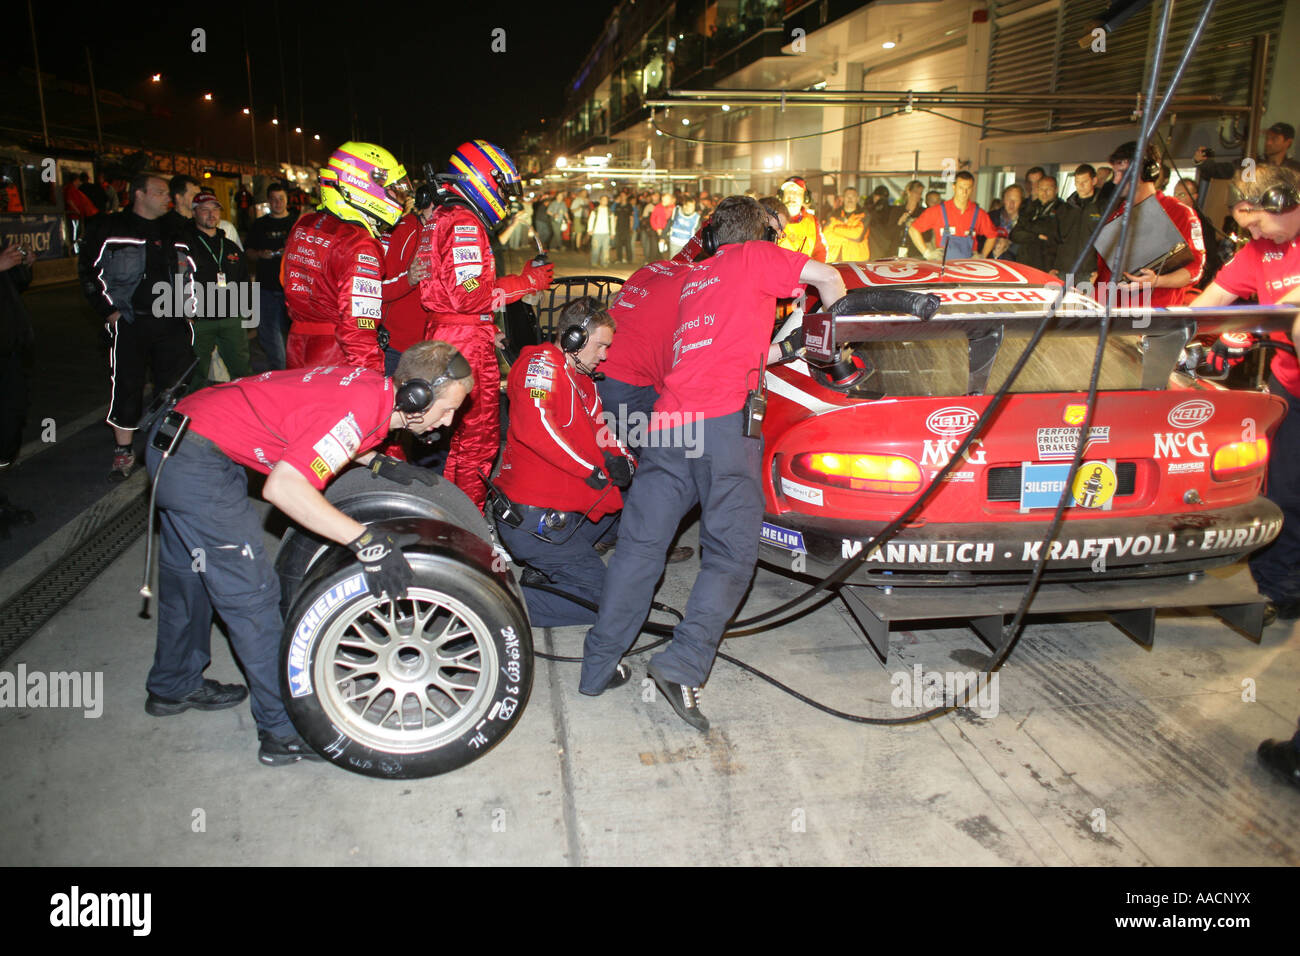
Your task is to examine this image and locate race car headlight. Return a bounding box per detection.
[792,452,921,494]
[1211,438,1268,480]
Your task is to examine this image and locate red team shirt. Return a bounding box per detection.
[1213,234,1300,396]
[178,367,394,490]
[911,200,998,249]
[602,260,691,387]
[655,241,807,424]
[380,212,429,352]
[1096,193,1205,307]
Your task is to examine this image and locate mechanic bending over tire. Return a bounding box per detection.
[142,341,471,765]
[489,297,635,627]
[1188,163,1300,790]
[579,195,847,730]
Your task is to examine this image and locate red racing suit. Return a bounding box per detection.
[417,202,552,510]
[282,211,386,371]
[380,212,428,353]
[496,343,632,518]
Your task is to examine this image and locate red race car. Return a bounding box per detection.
[760,258,1297,655]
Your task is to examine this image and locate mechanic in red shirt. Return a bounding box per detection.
[417,140,554,512]
[579,196,848,729]
[1191,163,1300,790]
[283,142,412,371]
[491,298,635,628]
[907,171,998,260]
[143,341,472,765]
[1096,142,1205,307]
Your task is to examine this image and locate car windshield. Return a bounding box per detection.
[854,332,1148,397]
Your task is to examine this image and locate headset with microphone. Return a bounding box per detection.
[558,297,607,379]
[1227,179,1300,214]
[395,349,473,414]
[698,216,779,259]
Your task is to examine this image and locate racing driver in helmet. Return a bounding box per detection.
[282,141,412,371]
[417,139,554,511]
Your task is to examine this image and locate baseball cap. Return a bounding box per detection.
[1267,122,1296,140]
[193,190,222,210]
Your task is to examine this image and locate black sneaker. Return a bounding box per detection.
[647,661,709,732]
[258,731,325,766]
[1257,738,1300,792]
[145,678,249,716]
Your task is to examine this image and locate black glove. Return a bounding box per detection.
[369,454,435,486]
[776,328,804,361]
[348,529,414,600]
[585,466,609,490]
[604,452,635,489]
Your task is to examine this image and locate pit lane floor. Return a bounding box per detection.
[1,487,1298,866]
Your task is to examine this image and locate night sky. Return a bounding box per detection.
[18,0,614,170]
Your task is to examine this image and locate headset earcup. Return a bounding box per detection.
[396,379,433,413]
[1261,184,1300,213]
[700,223,718,258]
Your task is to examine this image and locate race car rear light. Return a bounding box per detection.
[1211,438,1268,480]
[792,452,921,494]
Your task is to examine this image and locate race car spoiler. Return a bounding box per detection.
[801,299,1300,391]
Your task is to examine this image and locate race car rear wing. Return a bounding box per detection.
[801,300,1300,392]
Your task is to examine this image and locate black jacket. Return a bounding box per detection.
[1056,193,1104,276]
[186,222,251,319]
[1011,198,1075,274]
[78,211,193,323]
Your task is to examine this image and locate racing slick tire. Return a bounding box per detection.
[280,539,533,779]
[275,464,491,615]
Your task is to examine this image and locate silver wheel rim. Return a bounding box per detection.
[313,587,499,754]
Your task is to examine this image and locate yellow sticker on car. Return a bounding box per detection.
[1072,461,1117,509]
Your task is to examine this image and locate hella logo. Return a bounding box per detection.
[925,406,979,436]
[1168,399,1214,429]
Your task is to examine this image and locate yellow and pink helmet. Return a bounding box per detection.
[318,141,411,235]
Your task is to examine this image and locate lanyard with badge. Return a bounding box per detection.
[194,231,227,288]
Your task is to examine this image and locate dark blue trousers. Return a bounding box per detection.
[580,411,762,693]
[145,431,292,736]
[596,376,658,457]
[1251,378,1300,603]
[256,289,287,371]
[497,509,617,627]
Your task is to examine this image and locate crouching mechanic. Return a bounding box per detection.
[490,298,634,627]
[143,341,471,764]
[419,140,554,511]
[580,196,847,728]
[282,142,411,371]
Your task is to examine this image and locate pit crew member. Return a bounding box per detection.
[579,196,847,729]
[144,341,471,765]
[1097,142,1205,307]
[1190,165,1300,622]
[908,171,998,260]
[79,171,195,481]
[282,142,411,371]
[492,298,632,627]
[417,139,554,511]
